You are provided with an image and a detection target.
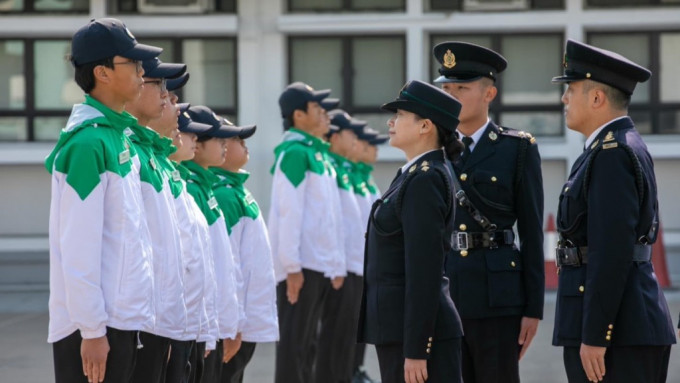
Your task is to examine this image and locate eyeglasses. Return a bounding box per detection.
[112,60,143,74]
[144,78,167,92]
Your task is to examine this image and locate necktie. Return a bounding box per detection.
[462,136,474,163]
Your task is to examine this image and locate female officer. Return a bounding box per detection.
[357,80,464,383]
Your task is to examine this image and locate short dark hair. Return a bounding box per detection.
[583,80,631,110]
[283,102,309,131]
[73,57,114,93]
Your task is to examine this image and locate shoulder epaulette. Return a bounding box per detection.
[499,127,536,144]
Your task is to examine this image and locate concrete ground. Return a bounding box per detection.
[2,291,680,383]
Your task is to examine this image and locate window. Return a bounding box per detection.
[111,0,235,13]
[587,0,680,7]
[289,36,405,131]
[426,0,563,12]
[0,37,237,142]
[288,0,404,12]
[0,0,88,13]
[589,31,680,134]
[431,33,564,136]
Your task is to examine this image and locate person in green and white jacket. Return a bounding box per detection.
[185,105,248,383]
[314,109,368,383]
[45,18,162,383]
[269,82,346,383]
[211,125,279,383]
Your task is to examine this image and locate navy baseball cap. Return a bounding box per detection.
[279,82,332,118]
[177,103,212,135]
[382,80,462,132]
[368,134,389,146]
[328,109,367,132]
[142,57,186,79]
[320,98,340,111]
[552,39,651,95]
[356,126,379,142]
[70,18,162,66]
[167,73,190,92]
[433,41,507,83]
[187,105,255,139]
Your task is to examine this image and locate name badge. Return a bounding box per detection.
[149,157,157,170]
[172,170,181,182]
[119,149,130,164]
[123,127,134,137]
[315,152,323,162]
[208,197,218,210]
[245,193,255,205]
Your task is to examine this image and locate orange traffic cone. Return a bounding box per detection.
[544,213,559,289]
[652,220,671,288]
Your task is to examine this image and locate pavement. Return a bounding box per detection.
[2,290,680,383]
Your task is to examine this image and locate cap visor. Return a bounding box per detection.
[238,125,257,139]
[177,103,191,113]
[208,124,243,138]
[381,100,414,113]
[311,89,332,102]
[320,97,340,110]
[181,121,213,134]
[146,63,187,80]
[120,43,163,62]
[551,74,580,83]
[167,73,190,91]
[433,75,482,84]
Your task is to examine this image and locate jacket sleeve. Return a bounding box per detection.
[401,170,449,359]
[229,218,248,333]
[582,146,638,347]
[54,148,108,339]
[514,141,545,319]
[271,150,308,274]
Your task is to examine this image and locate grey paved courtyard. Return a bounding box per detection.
[2,290,680,382]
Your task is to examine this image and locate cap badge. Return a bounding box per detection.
[443,49,457,69]
[125,27,135,40]
[604,131,615,142]
[489,131,498,141]
[305,85,314,91]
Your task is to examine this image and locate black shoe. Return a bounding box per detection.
[352,367,380,383]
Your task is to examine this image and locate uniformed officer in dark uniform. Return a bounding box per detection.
[551,39,676,383]
[432,41,545,383]
[358,80,464,383]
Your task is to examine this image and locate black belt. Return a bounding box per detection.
[555,244,652,267]
[453,230,515,251]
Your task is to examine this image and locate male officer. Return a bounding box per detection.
[433,41,545,383]
[551,39,675,383]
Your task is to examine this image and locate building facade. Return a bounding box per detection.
[1,0,679,293]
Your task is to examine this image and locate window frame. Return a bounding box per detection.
[0,36,238,142]
[429,32,565,136]
[0,0,89,14]
[287,0,406,13]
[587,30,680,134]
[585,0,680,8]
[287,34,407,115]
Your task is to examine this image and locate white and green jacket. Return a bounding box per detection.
[45,95,154,343]
[211,168,279,343]
[184,161,245,340]
[127,124,187,340]
[171,161,218,346]
[268,128,346,282]
[328,152,364,276]
[352,162,380,229]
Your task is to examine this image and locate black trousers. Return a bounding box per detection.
[190,342,206,383]
[563,345,671,383]
[131,332,171,383]
[375,338,462,383]
[221,341,257,383]
[165,340,195,383]
[315,272,363,383]
[203,339,224,383]
[275,268,331,383]
[53,327,138,383]
[460,315,522,383]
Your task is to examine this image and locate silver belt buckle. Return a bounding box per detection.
[457,232,469,251]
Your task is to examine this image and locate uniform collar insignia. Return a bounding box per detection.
[590,139,599,150]
[603,131,615,142]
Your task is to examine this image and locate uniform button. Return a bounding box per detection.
[426,348,431,354]
[461,250,468,257]
[428,337,433,342]
[459,224,467,231]
[427,342,432,347]
[608,324,614,330]
[510,261,516,267]
[605,335,611,341]
[564,186,569,192]
[491,176,497,182]
[460,173,468,181]
[606,330,612,335]
[578,285,584,293]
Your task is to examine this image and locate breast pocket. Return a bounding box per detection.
[555,267,586,340]
[469,170,513,211]
[371,197,402,236]
[557,179,586,235]
[485,250,525,308]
